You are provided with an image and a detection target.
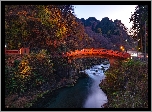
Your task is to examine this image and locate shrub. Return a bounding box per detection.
[5,49,54,96]
[100,59,148,108]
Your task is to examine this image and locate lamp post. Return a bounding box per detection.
[137,39,140,58]
[125,39,128,52]
[133,38,140,58]
[137,38,138,58]
[144,21,146,60]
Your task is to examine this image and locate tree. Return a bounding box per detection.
[129,5,148,53]
[107,30,111,36]
[5,5,79,53]
[95,17,116,35]
[97,28,102,34]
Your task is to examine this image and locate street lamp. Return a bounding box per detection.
[120,46,125,52]
[120,46,123,49]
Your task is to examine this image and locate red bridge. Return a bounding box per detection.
[64,48,130,58]
[63,48,131,66]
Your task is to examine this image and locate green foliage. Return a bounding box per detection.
[5,66,18,95]
[27,49,54,83]
[5,50,54,96]
[83,17,97,27]
[95,17,116,35]
[100,59,148,108]
[130,5,148,53]
[130,5,148,35]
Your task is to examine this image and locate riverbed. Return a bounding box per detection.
[83,63,110,108]
[31,62,110,108]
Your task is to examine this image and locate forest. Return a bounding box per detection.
[5,5,148,108]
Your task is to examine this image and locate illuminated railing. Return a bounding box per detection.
[65,48,131,59]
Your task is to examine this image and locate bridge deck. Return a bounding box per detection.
[64,49,131,59]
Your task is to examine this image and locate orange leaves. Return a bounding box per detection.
[45,40,60,48]
[53,40,57,48]
[5,5,84,51]
[17,11,27,16]
[27,16,40,22]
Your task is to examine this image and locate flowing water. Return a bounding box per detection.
[32,62,110,108]
[83,63,110,108]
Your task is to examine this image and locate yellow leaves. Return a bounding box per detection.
[56,25,67,39]
[20,66,31,74]
[45,8,49,13]
[20,60,28,66]
[17,59,31,78]
[36,49,47,60]
[62,26,67,32]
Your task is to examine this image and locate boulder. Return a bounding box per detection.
[93,72,96,75]
[78,72,89,77]
[102,61,109,65]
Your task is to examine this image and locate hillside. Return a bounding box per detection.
[79,17,135,51]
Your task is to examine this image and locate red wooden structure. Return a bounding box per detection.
[5,47,30,55]
[64,48,131,59]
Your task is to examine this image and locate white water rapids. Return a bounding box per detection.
[82,62,110,108]
[33,61,111,108]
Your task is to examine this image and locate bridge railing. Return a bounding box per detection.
[65,49,131,59]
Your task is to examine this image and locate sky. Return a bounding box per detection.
[73,5,137,33]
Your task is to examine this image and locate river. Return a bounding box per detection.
[32,61,110,108]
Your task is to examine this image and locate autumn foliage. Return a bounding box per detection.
[5,5,91,53]
[100,59,148,108]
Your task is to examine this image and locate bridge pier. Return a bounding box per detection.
[109,58,116,67]
[108,57,124,67]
